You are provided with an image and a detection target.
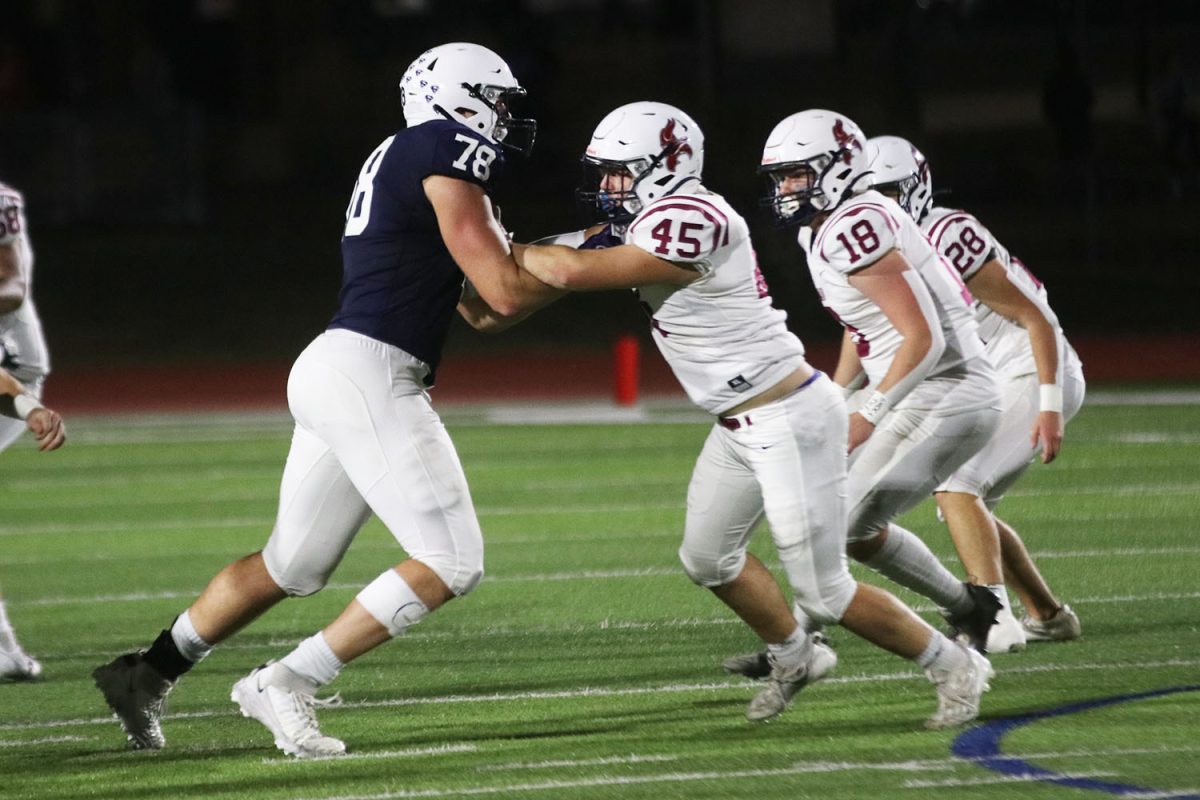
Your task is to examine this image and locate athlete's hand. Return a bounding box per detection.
[578,224,620,251]
[1031,410,1063,464]
[848,412,875,454]
[26,407,65,452]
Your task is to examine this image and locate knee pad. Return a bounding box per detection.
[678,544,746,588]
[356,569,429,637]
[792,569,857,627]
[416,552,484,597]
[262,548,335,598]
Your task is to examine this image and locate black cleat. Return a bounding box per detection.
[722,650,771,680]
[945,583,1002,654]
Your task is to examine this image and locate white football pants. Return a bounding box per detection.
[0,375,43,452]
[262,329,484,597]
[679,373,858,626]
[846,364,1002,541]
[936,364,1086,508]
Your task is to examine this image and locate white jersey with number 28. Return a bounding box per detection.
[923,206,1080,383]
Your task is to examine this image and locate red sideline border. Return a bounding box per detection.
[46,334,1200,414]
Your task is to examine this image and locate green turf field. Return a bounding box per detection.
[1,395,1198,799]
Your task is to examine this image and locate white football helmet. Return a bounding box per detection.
[759,109,870,226]
[577,101,705,221]
[400,42,536,154]
[867,135,933,222]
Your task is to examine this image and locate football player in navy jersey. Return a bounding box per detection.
[94,43,561,758]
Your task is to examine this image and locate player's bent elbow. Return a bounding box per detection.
[486,295,527,319]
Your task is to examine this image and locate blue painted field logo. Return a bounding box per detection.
[952,685,1200,798]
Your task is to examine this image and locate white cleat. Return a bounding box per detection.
[986,611,1028,654]
[0,647,43,682]
[232,662,346,758]
[925,643,993,730]
[745,640,837,722]
[1021,604,1082,642]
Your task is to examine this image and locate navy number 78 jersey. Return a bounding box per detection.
[330,119,505,384]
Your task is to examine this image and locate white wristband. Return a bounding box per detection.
[1039,384,1064,413]
[13,393,43,420]
[857,390,891,425]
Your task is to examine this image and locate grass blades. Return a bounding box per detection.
[1,397,1198,800]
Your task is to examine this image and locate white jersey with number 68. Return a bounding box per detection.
[802,190,987,406]
[624,184,807,416]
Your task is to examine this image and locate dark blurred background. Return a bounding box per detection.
[2,0,1198,376]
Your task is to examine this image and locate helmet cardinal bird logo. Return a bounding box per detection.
[660,119,694,170]
[831,119,862,164]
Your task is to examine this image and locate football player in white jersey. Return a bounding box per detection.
[517,101,992,729]
[0,183,65,682]
[740,110,1006,658]
[868,135,1085,651]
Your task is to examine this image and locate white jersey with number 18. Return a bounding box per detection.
[802,190,987,408]
[624,184,807,416]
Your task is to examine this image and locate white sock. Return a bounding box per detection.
[791,601,818,634]
[916,631,968,672]
[170,610,214,663]
[0,600,18,652]
[864,524,971,614]
[766,627,812,667]
[280,632,343,687]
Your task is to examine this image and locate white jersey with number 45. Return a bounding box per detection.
[923,206,1081,384]
[624,184,806,415]
[802,190,987,407]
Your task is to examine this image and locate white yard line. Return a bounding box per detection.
[0,735,91,747]
[475,753,678,772]
[903,772,1118,789]
[3,657,1198,735]
[260,742,479,765]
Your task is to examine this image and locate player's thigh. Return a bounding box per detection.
[289,337,483,593]
[939,373,1039,500]
[363,391,483,572]
[263,423,372,595]
[848,406,997,537]
[1064,364,1086,422]
[752,379,849,575]
[0,415,25,452]
[680,426,764,584]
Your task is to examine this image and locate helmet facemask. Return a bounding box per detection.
[466,83,537,156]
[576,157,642,224]
[874,174,919,216]
[759,156,837,228]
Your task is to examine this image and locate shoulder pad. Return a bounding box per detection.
[627,195,732,263]
[429,123,505,188]
[814,201,899,274]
